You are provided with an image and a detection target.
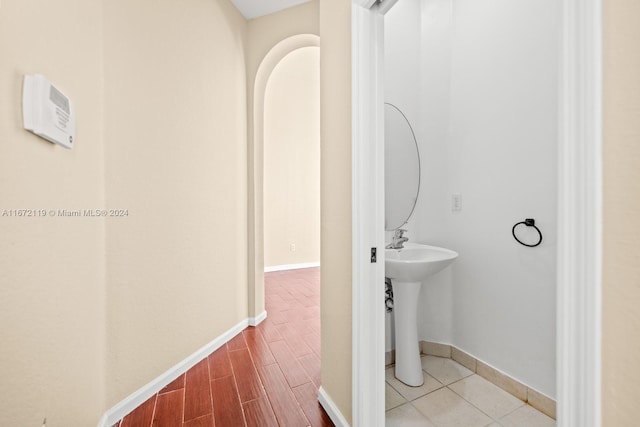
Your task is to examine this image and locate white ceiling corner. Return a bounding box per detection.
[230,0,313,20]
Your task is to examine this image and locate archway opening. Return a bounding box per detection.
[248,34,320,321]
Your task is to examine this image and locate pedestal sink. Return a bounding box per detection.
[386,242,458,386]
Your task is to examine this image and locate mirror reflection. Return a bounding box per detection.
[385,102,421,231]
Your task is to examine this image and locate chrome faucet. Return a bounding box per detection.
[387,229,409,249]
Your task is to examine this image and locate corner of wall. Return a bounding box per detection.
[319,0,353,423]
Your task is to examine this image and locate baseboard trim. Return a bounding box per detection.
[385,349,396,366]
[96,413,108,427]
[318,386,350,427]
[98,318,250,427]
[248,310,267,326]
[264,262,320,272]
[419,340,557,420]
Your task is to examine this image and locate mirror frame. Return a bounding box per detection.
[384,102,421,231]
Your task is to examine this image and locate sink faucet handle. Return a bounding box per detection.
[394,228,407,238]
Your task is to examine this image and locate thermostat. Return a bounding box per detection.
[23,74,75,149]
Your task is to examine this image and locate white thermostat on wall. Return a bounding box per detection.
[22,74,75,149]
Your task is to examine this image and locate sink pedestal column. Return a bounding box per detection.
[393,280,424,386]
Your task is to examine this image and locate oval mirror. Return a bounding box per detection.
[385,103,421,231]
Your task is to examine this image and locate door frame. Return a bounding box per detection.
[351,2,386,426]
[350,0,603,426]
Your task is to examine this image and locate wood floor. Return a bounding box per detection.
[113,267,333,427]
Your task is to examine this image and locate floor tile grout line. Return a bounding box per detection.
[247,327,278,367]
[149,393,158,427]
[181,383,187,426]
[276,332,314,381]
[265,273,319,426]
[387,362,545,425]
[444,383,507,422]
[262,289,297,421]
[226,341,249,427]
[271,359,314,426]
[241,330,270,398]
[446,376,527,422]
[290,380,316,392]
[206,349,214,427]
[385,366,445,402]
[495,401,534,422]
[254,363,281,425]
[183,359,190,425]
[238,326,274,422]
[384,376,443,405]
[183,359,191,425]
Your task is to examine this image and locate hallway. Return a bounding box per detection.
[114,268,332,426]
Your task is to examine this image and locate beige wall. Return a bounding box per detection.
[602,0,640,425]
[1,0,250,422]
[246,0,319,82]
[103,0,248,406]
[0,0,106,425]
[246,0,319,316]
[264,47,320,268]
[0,0,355,424]
[320,0,353,422]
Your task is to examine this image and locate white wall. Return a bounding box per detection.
[384,0,422,354]
[384,0,421,130]
[445,0,558,398]
[385,0,558,398]
[414,0,455,346]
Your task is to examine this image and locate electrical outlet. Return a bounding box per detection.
[451,193,462,212]
[290,243,296,252]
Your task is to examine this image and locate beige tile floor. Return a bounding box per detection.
[386,355,556,427]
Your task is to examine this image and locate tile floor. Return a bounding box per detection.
[113,267,333,427]
[386,355,556,427]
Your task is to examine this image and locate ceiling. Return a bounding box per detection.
[230,0,313,20]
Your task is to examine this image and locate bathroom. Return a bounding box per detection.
[383,0,558,425]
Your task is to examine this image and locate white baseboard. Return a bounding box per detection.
[248,310,267,326]
[418,340,556,419]
[318,386,350,427]
[385,349,395,366]
[98,318,250,427]
[96,413,108,427]
[264,261,320,272]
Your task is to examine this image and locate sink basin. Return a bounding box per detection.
[385,242,458,386]
[386,243,458,282]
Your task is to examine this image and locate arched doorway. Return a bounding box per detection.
[263,47,320,271]
[248,34,321,322]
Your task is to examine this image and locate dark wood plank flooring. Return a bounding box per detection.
[113,267,332,427]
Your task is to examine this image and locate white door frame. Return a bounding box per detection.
[351,2,386,427]
[350,0,602,426]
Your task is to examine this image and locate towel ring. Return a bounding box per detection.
[512,218,542,247]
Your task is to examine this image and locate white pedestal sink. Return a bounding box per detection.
[386,242,458,386]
